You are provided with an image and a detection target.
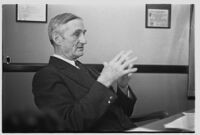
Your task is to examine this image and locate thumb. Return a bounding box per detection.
[128,73,133,77]
[103,62,108,67]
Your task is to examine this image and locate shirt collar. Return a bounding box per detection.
[53,54,79,68]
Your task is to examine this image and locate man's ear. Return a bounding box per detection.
[52,32,63,45]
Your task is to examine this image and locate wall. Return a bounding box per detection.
[2,4,194,117]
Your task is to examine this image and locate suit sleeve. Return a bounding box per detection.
[87,66,137,117]
[32,68,117,131]
[115,86,137,117]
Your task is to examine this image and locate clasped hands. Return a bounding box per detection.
[97,50,138,92]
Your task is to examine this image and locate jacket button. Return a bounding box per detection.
[108,100,111,104]
[109,96,113,100]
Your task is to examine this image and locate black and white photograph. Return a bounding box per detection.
[1,0,198,133]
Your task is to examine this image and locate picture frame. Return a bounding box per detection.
[146,4,171,28]
[16,4,47,23]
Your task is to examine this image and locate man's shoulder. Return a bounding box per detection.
[38,64,56,73]
[34,64,59,79]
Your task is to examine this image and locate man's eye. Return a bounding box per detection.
[73,30,86,38]
[83,30,87,35]
[74,32,81,37]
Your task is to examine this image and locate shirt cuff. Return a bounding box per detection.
[118,85,132,98]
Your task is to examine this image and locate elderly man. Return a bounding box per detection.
[32,13,138,132]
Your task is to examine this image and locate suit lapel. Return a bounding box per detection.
[49,57,95,90]
[75,61,97,88]
[86,66,100,80]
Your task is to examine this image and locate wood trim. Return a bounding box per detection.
[3,63,188,73]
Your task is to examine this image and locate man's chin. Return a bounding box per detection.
[74,52,84,59]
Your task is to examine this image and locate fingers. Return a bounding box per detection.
[117,50,133,64]
[109,50,138,72]
[111,50,133,64]
[124,68,138,75]
[100,51,138,87]
[122,56,138,69]
[111,50,125,63]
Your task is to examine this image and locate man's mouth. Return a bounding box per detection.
[77,46,84,48]
[77,46,84,50]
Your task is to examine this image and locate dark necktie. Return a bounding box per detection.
[75,60,81,69]
[75,60,89,73]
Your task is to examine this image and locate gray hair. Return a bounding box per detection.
[48,13,81,45]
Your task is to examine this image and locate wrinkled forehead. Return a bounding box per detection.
[59,19,85,33]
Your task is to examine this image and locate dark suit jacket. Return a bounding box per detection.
[32,56,137,132]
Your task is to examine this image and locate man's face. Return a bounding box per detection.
[60,19,87,60]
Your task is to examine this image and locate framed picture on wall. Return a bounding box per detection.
[146,4,171,28]
[16,4,47,23]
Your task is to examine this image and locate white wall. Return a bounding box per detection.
[3,4,190,65]
[2,4,194,117]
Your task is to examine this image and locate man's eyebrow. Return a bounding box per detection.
[73,29,87,34]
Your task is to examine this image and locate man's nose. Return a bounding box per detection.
[79,33,87,44]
